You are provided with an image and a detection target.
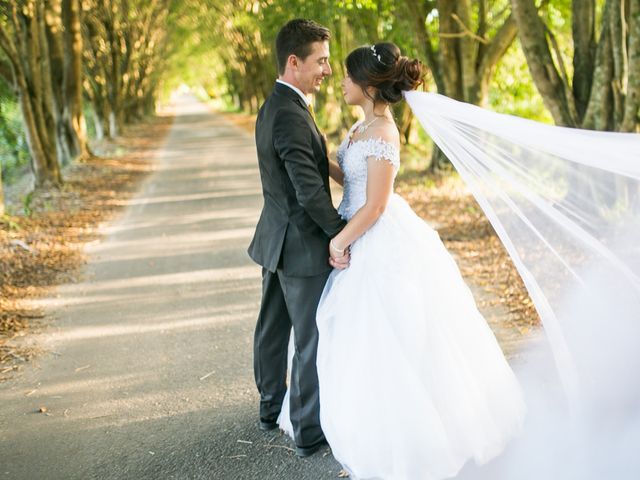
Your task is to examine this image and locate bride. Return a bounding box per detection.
[278,42,527,480]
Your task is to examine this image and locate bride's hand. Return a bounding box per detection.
[329,240,350,269]
[329,252,349,270]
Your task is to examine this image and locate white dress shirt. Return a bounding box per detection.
[276,79,311,107]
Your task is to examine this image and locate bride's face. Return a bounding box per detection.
[341,74,369,106]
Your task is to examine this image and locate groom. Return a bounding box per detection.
[248,19,349,457]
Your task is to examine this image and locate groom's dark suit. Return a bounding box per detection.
[248,81,346,448]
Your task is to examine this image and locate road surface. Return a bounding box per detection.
[0,95,344,479]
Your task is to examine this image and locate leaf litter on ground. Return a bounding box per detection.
[0,115,173,381]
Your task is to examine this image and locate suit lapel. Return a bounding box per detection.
[273,82,328,159]
[274,82,310,114]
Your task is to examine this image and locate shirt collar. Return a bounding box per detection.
[276,79,311,107]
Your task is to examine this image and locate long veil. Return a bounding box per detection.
[405,91,640,477]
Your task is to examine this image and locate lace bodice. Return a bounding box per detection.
[336,122,400,220]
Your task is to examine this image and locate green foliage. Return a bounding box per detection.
[489,40,553,123]
[0,82,30,185]
[163,0,559,137]
[23,190,33,217]
[2,0,611,191]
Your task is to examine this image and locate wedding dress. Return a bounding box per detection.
[278,122,527,480]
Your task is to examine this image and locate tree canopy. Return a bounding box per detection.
[0,0,637,211]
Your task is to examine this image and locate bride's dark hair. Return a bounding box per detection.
[345,42,425,105]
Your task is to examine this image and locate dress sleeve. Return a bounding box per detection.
[362,138,401,170]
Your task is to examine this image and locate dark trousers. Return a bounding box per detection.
[253,266,330,447]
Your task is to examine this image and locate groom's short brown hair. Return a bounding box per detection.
[275,19,331,75]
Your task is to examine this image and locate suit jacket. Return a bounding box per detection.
[248,82,346,277]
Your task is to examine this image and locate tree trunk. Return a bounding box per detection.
[582,5,614,130]
[572,0,597,118]
[512,0,639,216]
[510,0,578,126]
[46,0,75,167]
[82,0,168,137]
[19,89,62,187]
[402,1,518,171]
[512,0,639,132]
[82,10,113,139]
[0,160,4,217]
[0,2,63,188]
[0,1,86,186]
[404,0,446,93]
[106,7,123,138]
[622,0,640,132]
[61,0,88,159]
[94,114,105,140]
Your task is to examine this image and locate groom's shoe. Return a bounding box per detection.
[295,438,328,458]
[259,419,279,432]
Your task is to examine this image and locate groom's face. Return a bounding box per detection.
[295,41,332,94]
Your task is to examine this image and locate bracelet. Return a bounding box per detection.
[329,239,345,256]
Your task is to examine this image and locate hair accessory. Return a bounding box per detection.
[370,45,383,63]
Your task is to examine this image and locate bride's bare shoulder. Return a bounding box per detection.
[367,120,400,146]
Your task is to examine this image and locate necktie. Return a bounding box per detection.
[308,103,317,122]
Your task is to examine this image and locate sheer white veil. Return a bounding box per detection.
[405,91,640,477]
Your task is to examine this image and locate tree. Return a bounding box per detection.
[165,0,527,171]
[0,83,26,214]
[45,0,90,165]
[0,0,94,187]
[400,0,519,170]
[60,0,88,162]
[511,0,640,132]
[83,0,170,139]
[0,1,63,187]
[0,157,4,216]
[404,0,518,105]
[510,0,639,214]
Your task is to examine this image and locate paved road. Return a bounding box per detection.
[0,96,344,479]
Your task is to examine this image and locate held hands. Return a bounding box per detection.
[329,239,350,270]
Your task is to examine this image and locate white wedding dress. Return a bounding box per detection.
[278,122,527,480]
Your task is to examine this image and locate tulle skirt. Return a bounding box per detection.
[278,194,526,480]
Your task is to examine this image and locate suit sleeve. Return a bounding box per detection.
[273,108,345,238]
